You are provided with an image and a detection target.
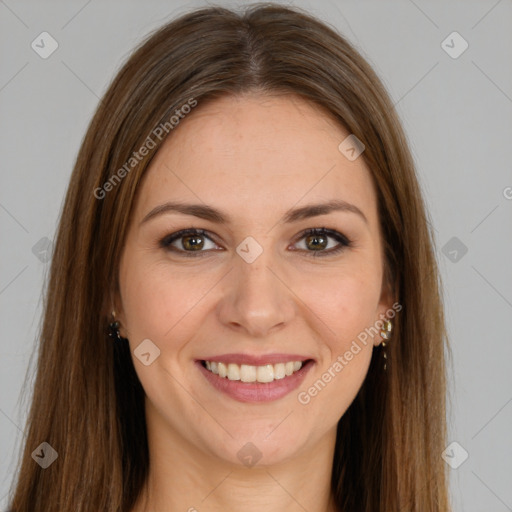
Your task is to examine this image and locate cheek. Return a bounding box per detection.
[294,272,379,418]
[294,265,382,347]
[120,257,223,350]
[120,258,186,341]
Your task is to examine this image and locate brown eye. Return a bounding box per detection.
[293,228,351,257]
[160,227,351,259]
[305,232,328,251]
[181,234,205,251]
[160,228,219,256]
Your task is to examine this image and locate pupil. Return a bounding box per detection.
[307,234,326,251]
[183,235,204,250]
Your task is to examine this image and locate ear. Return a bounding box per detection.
[108,288,128,338]
[373,273,396,347]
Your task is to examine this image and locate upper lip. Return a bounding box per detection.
[198,353,313,366]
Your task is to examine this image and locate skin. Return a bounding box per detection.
[116,92,393,512]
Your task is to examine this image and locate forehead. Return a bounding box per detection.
[134,93,378,228]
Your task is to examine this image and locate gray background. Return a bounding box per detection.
[1,0,511,510]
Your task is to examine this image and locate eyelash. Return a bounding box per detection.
[159,227,352,258]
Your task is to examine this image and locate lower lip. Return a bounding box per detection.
[196,360,314,403]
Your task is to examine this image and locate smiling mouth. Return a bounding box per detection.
[201,359,313,383]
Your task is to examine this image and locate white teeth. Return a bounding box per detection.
[240,364,257,382]
[274,363,286,380]
[227,363,240,380]
[257,364,274,383]
[203,360,305,383]
[218,362,227,378]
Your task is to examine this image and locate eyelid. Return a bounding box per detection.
[159,227,352,257]
[159,228,221,254]
[292,227,351,247]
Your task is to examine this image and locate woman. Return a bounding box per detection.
[7,4,451,511]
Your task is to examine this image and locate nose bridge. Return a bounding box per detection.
[219,239,293,336]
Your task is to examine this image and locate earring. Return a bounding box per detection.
[108,310,126,342]
[379,319,393,371]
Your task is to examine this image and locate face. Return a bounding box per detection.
[116,93,393,467]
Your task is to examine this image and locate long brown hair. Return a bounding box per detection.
[8,4,451,511]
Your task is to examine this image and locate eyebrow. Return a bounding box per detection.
[140,199,368,226]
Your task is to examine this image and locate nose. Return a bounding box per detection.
[216,250,296,338]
